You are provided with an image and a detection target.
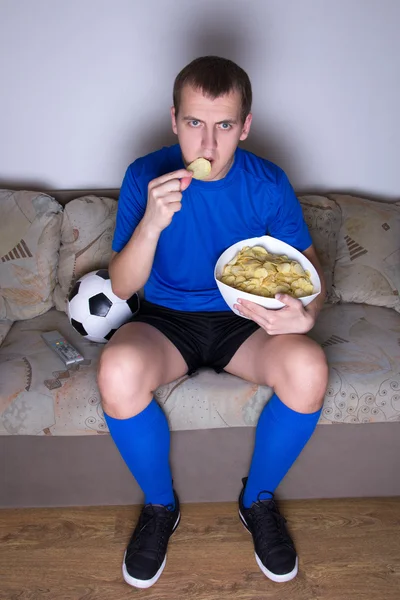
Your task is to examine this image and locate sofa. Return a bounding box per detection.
[1,187,399,508]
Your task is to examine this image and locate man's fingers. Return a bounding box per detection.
[244,310,270,331]
[237,299,274,322]
[149,169,193,190]
[180,176,193,191]
[275,293,302,308]
[152,174,193,198]
[152,178,183,197]
[234,300,272,327]
[169,201,183,213]
[161,191,183,205]
[234,301,281,335]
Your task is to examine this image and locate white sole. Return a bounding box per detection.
[255,553,298,583]
[123,553,167,589]
[239,508,298,583]
[122,511,180,589]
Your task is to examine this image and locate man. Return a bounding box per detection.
[98,55,328,589]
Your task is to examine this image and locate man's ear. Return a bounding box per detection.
[171,106,178,135]
[239,113,252,141]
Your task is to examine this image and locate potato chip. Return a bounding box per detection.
[251,246,268,255]
[187,158,212,180]
[231,265,244,276]
[276,263,291,274]
[221,275,235,286]
[293,263,305,276]
[218,245,314,299]
[263,261,277,272]
[253,267,268,278]
[234,275,246,284]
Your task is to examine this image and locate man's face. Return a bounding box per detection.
[171,85,252,181]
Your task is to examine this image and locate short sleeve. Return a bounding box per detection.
[267,171,312,252]
[112,164,146,252]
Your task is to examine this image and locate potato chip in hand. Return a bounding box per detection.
[187,158,212,180]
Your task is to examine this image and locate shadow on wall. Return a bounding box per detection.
[0,178,53,193]
[114,14,399,204]
[1,6,397,204]
[120,7,291,177]
[0,6,288,193]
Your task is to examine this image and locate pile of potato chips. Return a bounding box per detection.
[219,245,314,298]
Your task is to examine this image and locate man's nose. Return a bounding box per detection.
[201,126,217,150]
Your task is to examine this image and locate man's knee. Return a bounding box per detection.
[97,343,148,412]
[277,337,329,412]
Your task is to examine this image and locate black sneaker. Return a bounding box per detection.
[238,478,298,583]
[122,490,180,589]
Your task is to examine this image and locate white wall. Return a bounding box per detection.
[0,0,399,199]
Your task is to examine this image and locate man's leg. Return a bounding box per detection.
[97,321,188,507]
[224,328,328,504]
[97,322,188,589]
[224,329,328,582]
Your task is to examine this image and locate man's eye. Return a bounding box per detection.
[189,120,201,127]
[219,123,232,130]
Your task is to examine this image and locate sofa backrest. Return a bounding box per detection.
[1,188,399,322]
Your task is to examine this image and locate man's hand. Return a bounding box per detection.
[234,294,315,335]
[142,169,193,234]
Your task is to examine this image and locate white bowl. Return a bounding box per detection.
[214,236,321,317]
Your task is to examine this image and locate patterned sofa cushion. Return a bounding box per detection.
[0,190,63,321]
[308,303,400,423]
[330,195,400,313]
[0,319,13,347]
[1,304,399,435]
[52,193,340,314]
[53,195,117,312]
[298,195,341,302]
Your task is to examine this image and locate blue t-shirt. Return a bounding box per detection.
[112,144,312,312]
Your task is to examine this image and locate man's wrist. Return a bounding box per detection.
[306,290,325,321]
[138,219,162,241]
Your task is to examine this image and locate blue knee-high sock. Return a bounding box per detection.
[243,393,322,507]
[103,399,175,508]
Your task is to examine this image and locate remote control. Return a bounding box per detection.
[41,330,84,366]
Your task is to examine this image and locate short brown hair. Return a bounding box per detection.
[173,56,252,123]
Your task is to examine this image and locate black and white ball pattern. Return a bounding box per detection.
[67,269,140,343]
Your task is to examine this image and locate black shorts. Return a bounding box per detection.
[132,299,260,375]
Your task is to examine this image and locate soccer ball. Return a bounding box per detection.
[67,269,140,343]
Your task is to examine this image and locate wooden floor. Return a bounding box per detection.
[1,498,399,600]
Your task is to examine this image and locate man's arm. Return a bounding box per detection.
[109,169,192,300]
[109,222,161,300]
[302,244,327,321]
